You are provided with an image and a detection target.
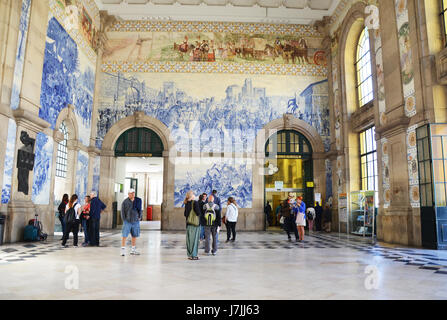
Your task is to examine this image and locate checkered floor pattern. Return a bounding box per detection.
[1,231,447,275]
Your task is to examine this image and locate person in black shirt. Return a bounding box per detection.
[57,194,69,240]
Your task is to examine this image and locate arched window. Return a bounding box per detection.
[115,127,164,157]
[265,130,312,158]
[355,27,373,107]
[56,122,68,178]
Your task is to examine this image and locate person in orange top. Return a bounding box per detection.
[81,195,91,247]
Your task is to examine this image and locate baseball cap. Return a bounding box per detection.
[128,188,135,194]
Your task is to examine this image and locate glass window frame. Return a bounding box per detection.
[56,122,68,178]
[355,27,374,108]
[359,127,378,206]
[441,0,447,47]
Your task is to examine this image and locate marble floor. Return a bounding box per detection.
[0,230,447,300]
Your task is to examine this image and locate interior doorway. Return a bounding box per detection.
[264,130,314,231]
[114,127,165,230]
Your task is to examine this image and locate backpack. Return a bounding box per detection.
[307,209,315,221]
[64,206,76,224]
[204,204,216,226]
[24,225,38,241]
[280,202,291,218]
[186,201,200,227]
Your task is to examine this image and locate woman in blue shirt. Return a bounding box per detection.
[295,196,306,241]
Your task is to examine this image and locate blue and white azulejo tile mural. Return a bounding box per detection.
[39,14,95,146]
[1,119,17,204]
[96,73,330,152]
[11,0,32,111]
[32,133,54,205]
[174,158,253,208]
[92,156,100,194]
[76,151,89,198]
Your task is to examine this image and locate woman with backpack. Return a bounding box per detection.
[184,191,201,260]
[61,194,82,248]
[57,194,69,240]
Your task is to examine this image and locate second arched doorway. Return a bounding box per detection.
[114,127,164,230]
[264,129,314,229]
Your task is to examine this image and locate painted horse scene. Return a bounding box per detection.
[103,31,327,66]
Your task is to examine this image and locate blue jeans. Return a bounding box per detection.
[122,220,140,238]
[82,219,89,244]
[200,226,205,240]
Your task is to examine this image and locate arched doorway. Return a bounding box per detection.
[114,127,164,230]
[264,129,314,229]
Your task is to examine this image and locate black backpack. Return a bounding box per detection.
[64,206,76,224]
[280,202,291,218]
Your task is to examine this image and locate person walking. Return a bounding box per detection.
[306,205,315,233]
[315,201,323,231]
[295,196,306,241]
[184,190,201,260]
[57,194,69,240]
[224,197,238,242]
[61,194,82,247]
[89,191,106,247]
[121,189,142,256]
[203,194,221,255]
[81,195,91,247]
[281,193,299,241]
[323,204,332,232]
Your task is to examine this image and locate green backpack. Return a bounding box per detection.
[204,204,216,226]
[187,201,200,226]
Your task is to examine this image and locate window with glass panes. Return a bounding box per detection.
[416,125,434,207]
[441,0,447,47]
[360,127,378,201]
[265,130,312,157]
[355,27,374,107]
[56,122,68,178]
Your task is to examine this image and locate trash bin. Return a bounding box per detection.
[0,215,5,245]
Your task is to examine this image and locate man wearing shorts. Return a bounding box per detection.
[121,189,141,256]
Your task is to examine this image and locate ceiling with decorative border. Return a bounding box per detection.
[95,0,341,25]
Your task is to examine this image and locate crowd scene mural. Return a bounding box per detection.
[97,73,330,153]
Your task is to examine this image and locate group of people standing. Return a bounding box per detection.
[184,190,239,260]
[276,193,333,242]
[57,191,106,247]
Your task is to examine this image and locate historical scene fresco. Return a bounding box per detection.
[103,31,327,66]
[96,73,330,153]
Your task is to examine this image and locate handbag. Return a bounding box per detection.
[186,201,200,226]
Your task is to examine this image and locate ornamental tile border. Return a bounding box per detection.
[49,0,97,64]
[108,20,323,38]
[101,61,328,76]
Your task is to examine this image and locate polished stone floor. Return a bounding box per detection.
[0,230,447,300]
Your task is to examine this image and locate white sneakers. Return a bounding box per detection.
[121,247,140,256]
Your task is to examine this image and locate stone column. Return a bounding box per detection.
[6,110,49,242]
[375,0,413,246]
[98,150,116,228]
[4,0,51,243]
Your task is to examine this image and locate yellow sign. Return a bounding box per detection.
[306,182,314,187]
